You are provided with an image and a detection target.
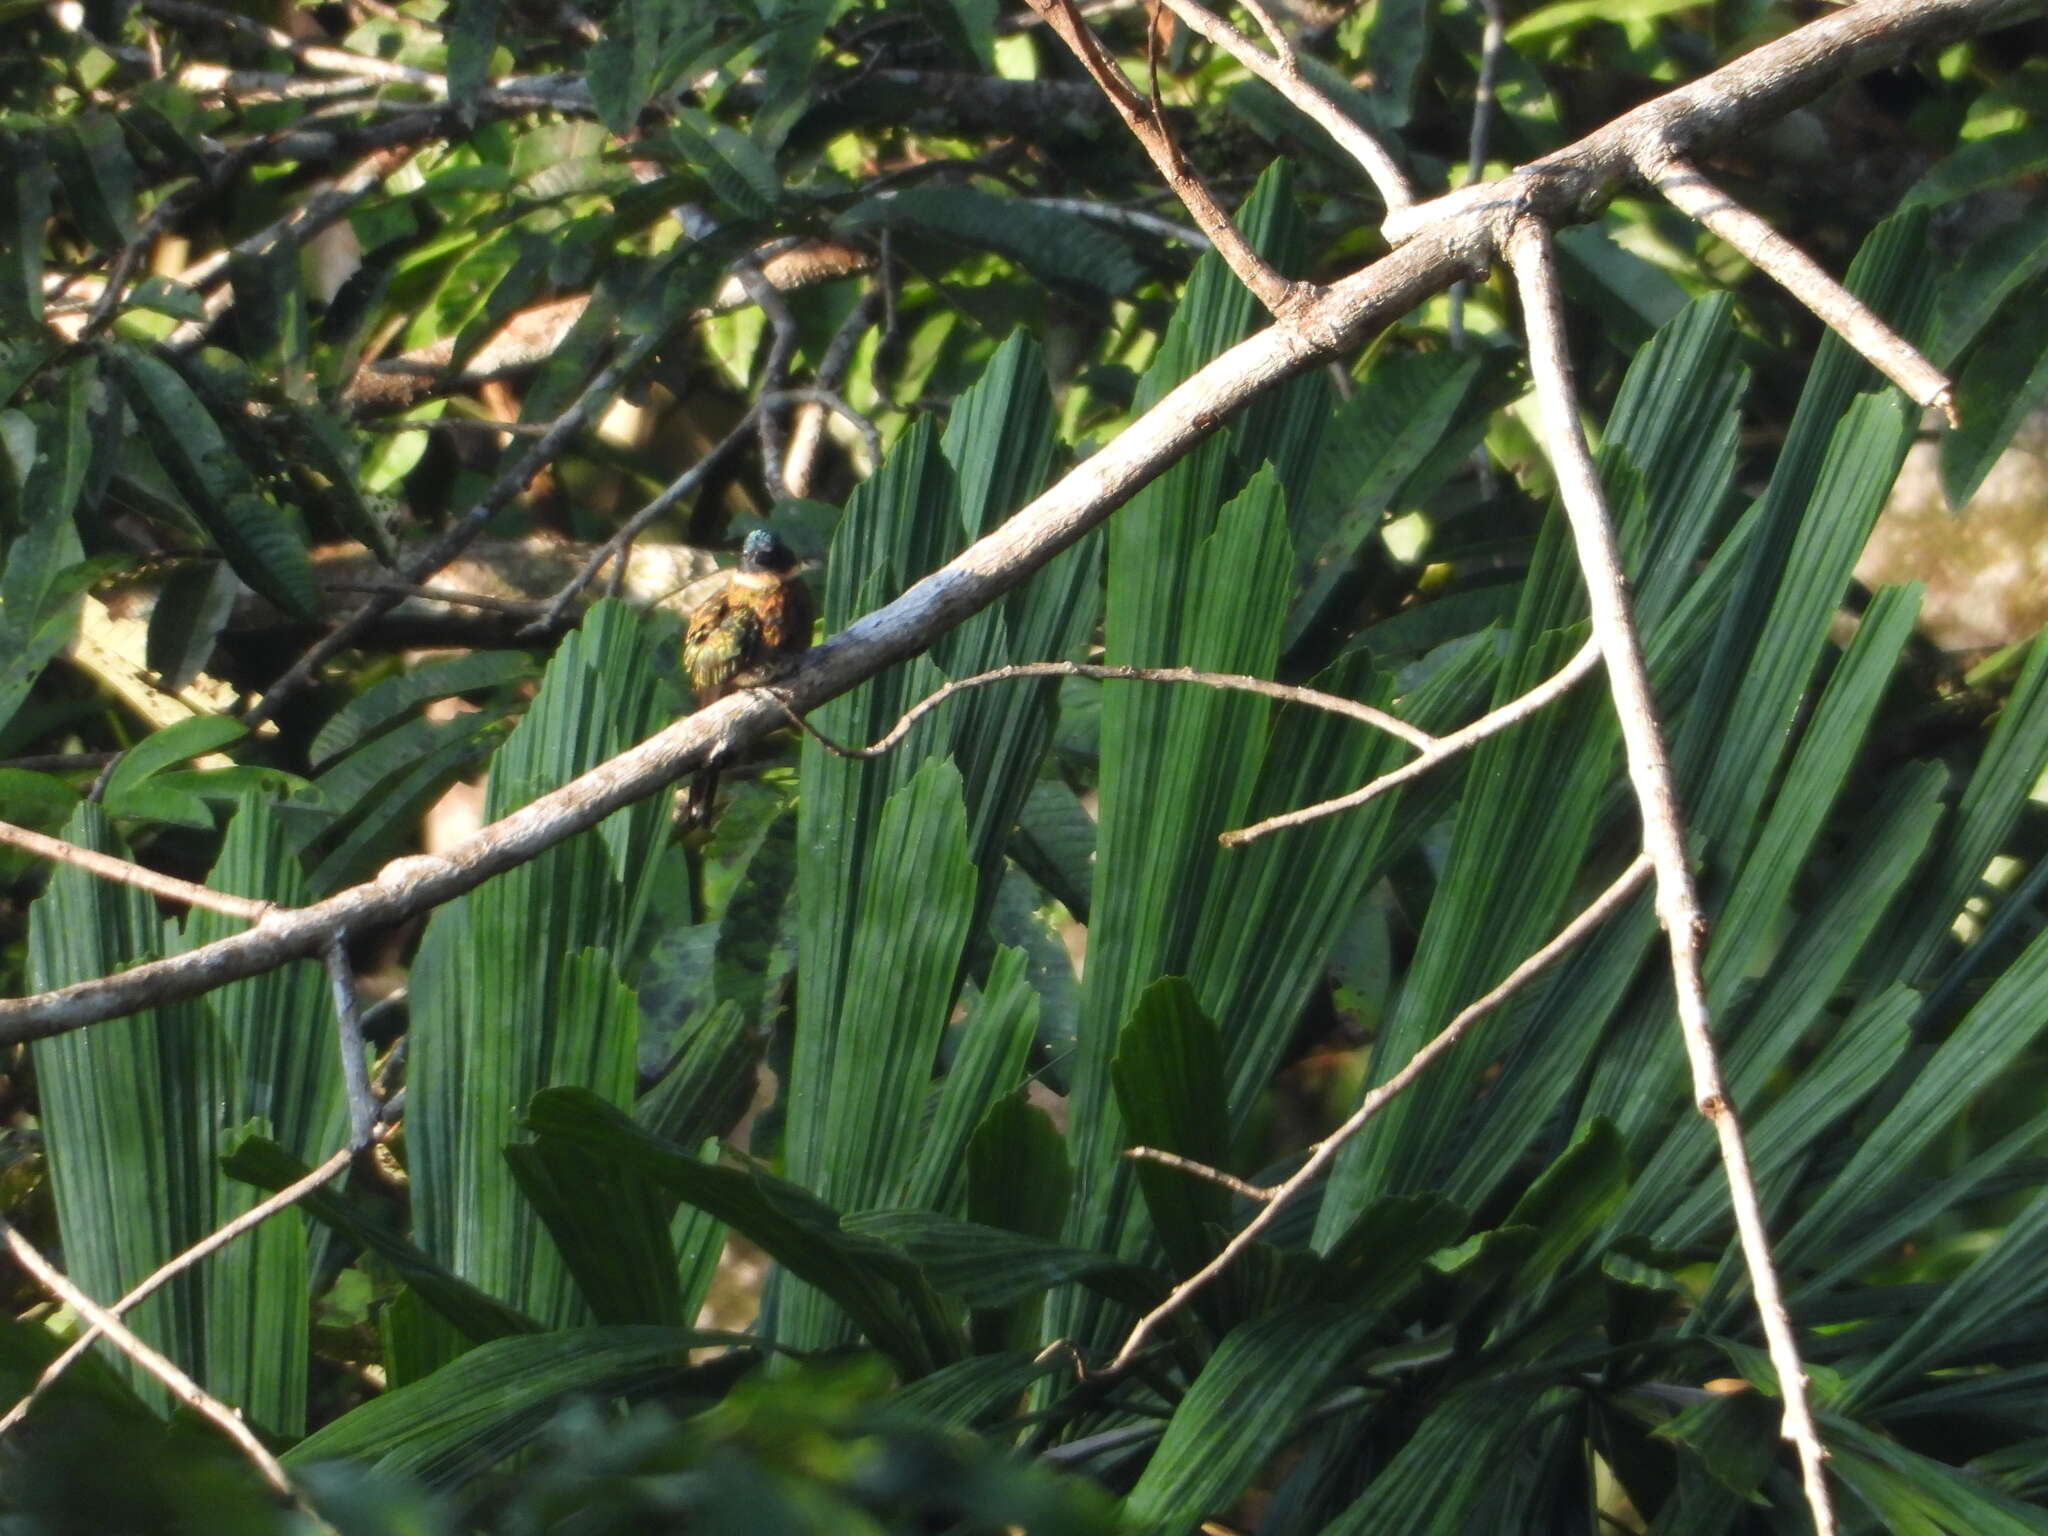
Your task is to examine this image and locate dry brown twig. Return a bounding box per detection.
[774,661,1437,756]
[1504,217,1835,1532]
[1018,0,1305,315]
[0,1148,354,1441]
[1109,854,1655,1370]
[0,1216,305,1505]
[1222,634,1603,845]
[1151,0,1414,212]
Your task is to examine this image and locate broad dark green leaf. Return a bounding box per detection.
[285,1327,745,1487]
[838,189,1144,298]
[309,651,536,769]
[1124,1306,1375,1534]
[525,1088,962,1377]
[145,560,239,695]
[409,602,670,1325]
[1940,278,2048,509]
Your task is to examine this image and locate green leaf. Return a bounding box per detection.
[103,714,247,803]
[1113,978,1233,1284]
[636,998,757,1151]
[1825,1414,2048,1536]
[784,756,975,1347]
[838,189,1145,298]
[145,560,239,695]
[509,1066,688,1326]
[224,1134,541,1347]
[0,128,51,325]
[109,350,317,617]
[1321,1381,1549,1533]
[1842,1181,2048,1414]
[284,1327,744,1487]
[408,602,672,1325]
[660,108,780,219]
[846,1210,1162,1313]
[1904,123,2048,209]
[1500,1118,1627,1288]
[50,112,136,250]
[1780,917,2048,1275]
[310,651,536,769]
[524,1088,962,1377]
[26,805,204,1415]
[1940,279,2048,509]
[900,947,1039,1214]
[1124,1306,1376,1534]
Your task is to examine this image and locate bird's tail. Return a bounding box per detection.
[682,765,719,829]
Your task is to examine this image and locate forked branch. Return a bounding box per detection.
[1018,0,1304,315]
[0,1217,305,1506]
[0,1148,354,1441]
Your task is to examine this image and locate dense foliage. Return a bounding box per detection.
[3,0,2048,1531]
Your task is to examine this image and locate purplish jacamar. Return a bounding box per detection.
[680,528,815,825]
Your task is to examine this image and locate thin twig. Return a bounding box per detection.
[1122,1146,1271,1201]
[0,1147,353,1440]
[1642,152,1955,424]
[0,1217,301,1504]
[520,412,758,638]
[1222,635,1603,846]
[1505,218,1834,1535]
[319,580,548,618]
[142,0,447,88]
[1021,0,1304,314]
[773,661,1439,756]
[1153,0,1413,212]
[355,415,553,436]
[0,819,275,922]
[325,938,376,1150]
[169,148,416,347]
[1107,854,1654,1371]
[758,388,884,471]
[1028,196,1213,249]
[1446,0,1505,351]
[249,326,672,724]
[781,286,884,497]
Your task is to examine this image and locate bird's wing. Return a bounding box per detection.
[683,594,761,703]
[776,577,817,658]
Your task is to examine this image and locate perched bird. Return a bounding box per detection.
[680,528,815,825]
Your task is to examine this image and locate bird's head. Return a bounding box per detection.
[739,528,798,575]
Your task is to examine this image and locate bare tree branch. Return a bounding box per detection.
[1447,0,1506,352]
[521,413,759,638]
[776,660,1438,758]
[0,1217,304,1506]
[1505,217,1835,1535]
[1223,634,1604,846]
[0,1148,353,1441]
[0,0,2022,1048]
[1107,854,1655,1371]
[246,326,672,726]
[326,939,376,1150]
[1153,0,1414,211]
[1642,151,1955,422]
[1021,0,1305,315]
[0,819,275,923]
